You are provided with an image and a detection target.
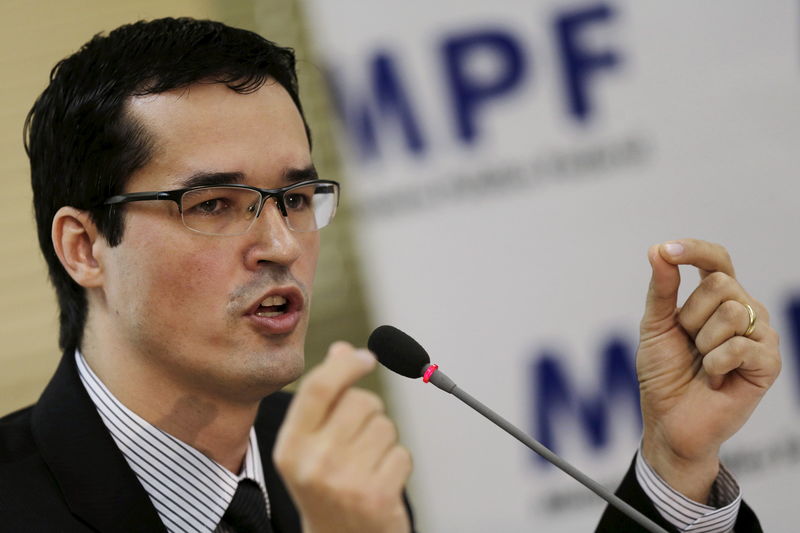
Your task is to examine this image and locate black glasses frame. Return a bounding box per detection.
[101,179,339,218]
[100,179,340,235]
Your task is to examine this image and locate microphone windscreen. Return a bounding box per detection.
[368,325,431,378]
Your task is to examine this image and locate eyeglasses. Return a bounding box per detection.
[101,179,340,236]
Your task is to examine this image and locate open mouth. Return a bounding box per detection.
[255,295,290,318]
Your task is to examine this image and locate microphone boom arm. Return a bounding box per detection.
[426,366,669,533]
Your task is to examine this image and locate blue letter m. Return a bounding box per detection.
[327,52,426,160]
[530,337,640,464]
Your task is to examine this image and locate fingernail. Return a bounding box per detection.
[663,242,684,256]
[355,349,377,367]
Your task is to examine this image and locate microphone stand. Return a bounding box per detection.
[426,365,669,533]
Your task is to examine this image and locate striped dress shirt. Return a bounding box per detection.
[636,446,741,532]
[76,350,271,533]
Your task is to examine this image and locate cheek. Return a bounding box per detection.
[114,233,236,326]
[297,235,320,291]
[150,246,234,310]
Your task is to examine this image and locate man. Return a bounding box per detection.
[596,240,781,532]
[0,16,780,533]
[0,17,411,533]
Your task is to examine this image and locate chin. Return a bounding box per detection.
[236,346,305,396]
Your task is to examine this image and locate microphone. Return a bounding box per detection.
[368,325,669,533]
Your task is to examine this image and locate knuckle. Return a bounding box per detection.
[703,350,733,374]
[727,335,750,356]
[395,445,412,469]
[294,450,337,491]
[702,271,731,292]
[329,479,389,517]
[329,340,355,356]
[300,375,336,402]
[352,388,385,412]
[371,415,398,442]
[772,354,783,376]
[386,444,412,473]
[321,473,350,497]
[763,328,782,355]
[765,351,782,375]
[676,308,694,332]
[694,329,712,355]
[272,444,293,473]
[357,487,392,513]
[702,354,721,373]
[760,325,777,344]
[718,300,742,322]
[341,388,384,419]
[709,240,732,261]
[273,431,303,473]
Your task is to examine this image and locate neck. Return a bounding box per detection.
[80,327,260,474]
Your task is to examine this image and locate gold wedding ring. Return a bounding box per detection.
[742,303,757,337]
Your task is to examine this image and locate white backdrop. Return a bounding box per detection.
[305,1,800,531]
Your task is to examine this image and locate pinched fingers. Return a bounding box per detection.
[274,342,379,479]
[702,330,781,390]
[273,342,412,533]
[643,239,739,337]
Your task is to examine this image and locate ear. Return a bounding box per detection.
[52,207,105,288]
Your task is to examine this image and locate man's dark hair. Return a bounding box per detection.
[24,17,310,352]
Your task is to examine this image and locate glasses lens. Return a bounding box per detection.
[283,182,339,232]
[180,187,261,235]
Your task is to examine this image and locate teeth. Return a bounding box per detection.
[260,295,287,307]
[256,310,283,318]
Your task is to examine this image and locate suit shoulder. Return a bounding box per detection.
[0,405,37,461]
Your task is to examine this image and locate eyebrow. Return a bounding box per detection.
[284,165,319,183]
[178,171,245,188]
[176,165,318,189]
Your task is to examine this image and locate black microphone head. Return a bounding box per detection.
[368,325,431,378]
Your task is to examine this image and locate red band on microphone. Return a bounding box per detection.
[422,364,438,383]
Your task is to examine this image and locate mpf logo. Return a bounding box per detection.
[326,2,623,161]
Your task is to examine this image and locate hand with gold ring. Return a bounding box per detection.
[635,239,781,505]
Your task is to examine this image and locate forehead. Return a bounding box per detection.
[125,81,310,190]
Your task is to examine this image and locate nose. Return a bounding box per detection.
[243,197,303,269]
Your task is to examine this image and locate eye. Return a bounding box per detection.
[184,194,234,216]
[198,198,230,215]
[284,192,310,211]
[199,199,222,213]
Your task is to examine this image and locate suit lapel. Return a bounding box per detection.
[255,392,302,533]
[31,351,167,533]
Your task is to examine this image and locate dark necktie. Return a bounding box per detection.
[222,479,274,533]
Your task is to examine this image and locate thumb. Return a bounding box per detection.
[641,243,681,332]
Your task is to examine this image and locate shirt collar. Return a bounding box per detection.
[75,349,270,532]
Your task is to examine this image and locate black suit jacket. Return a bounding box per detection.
[0,351,399,532]
[595,456,762,532]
